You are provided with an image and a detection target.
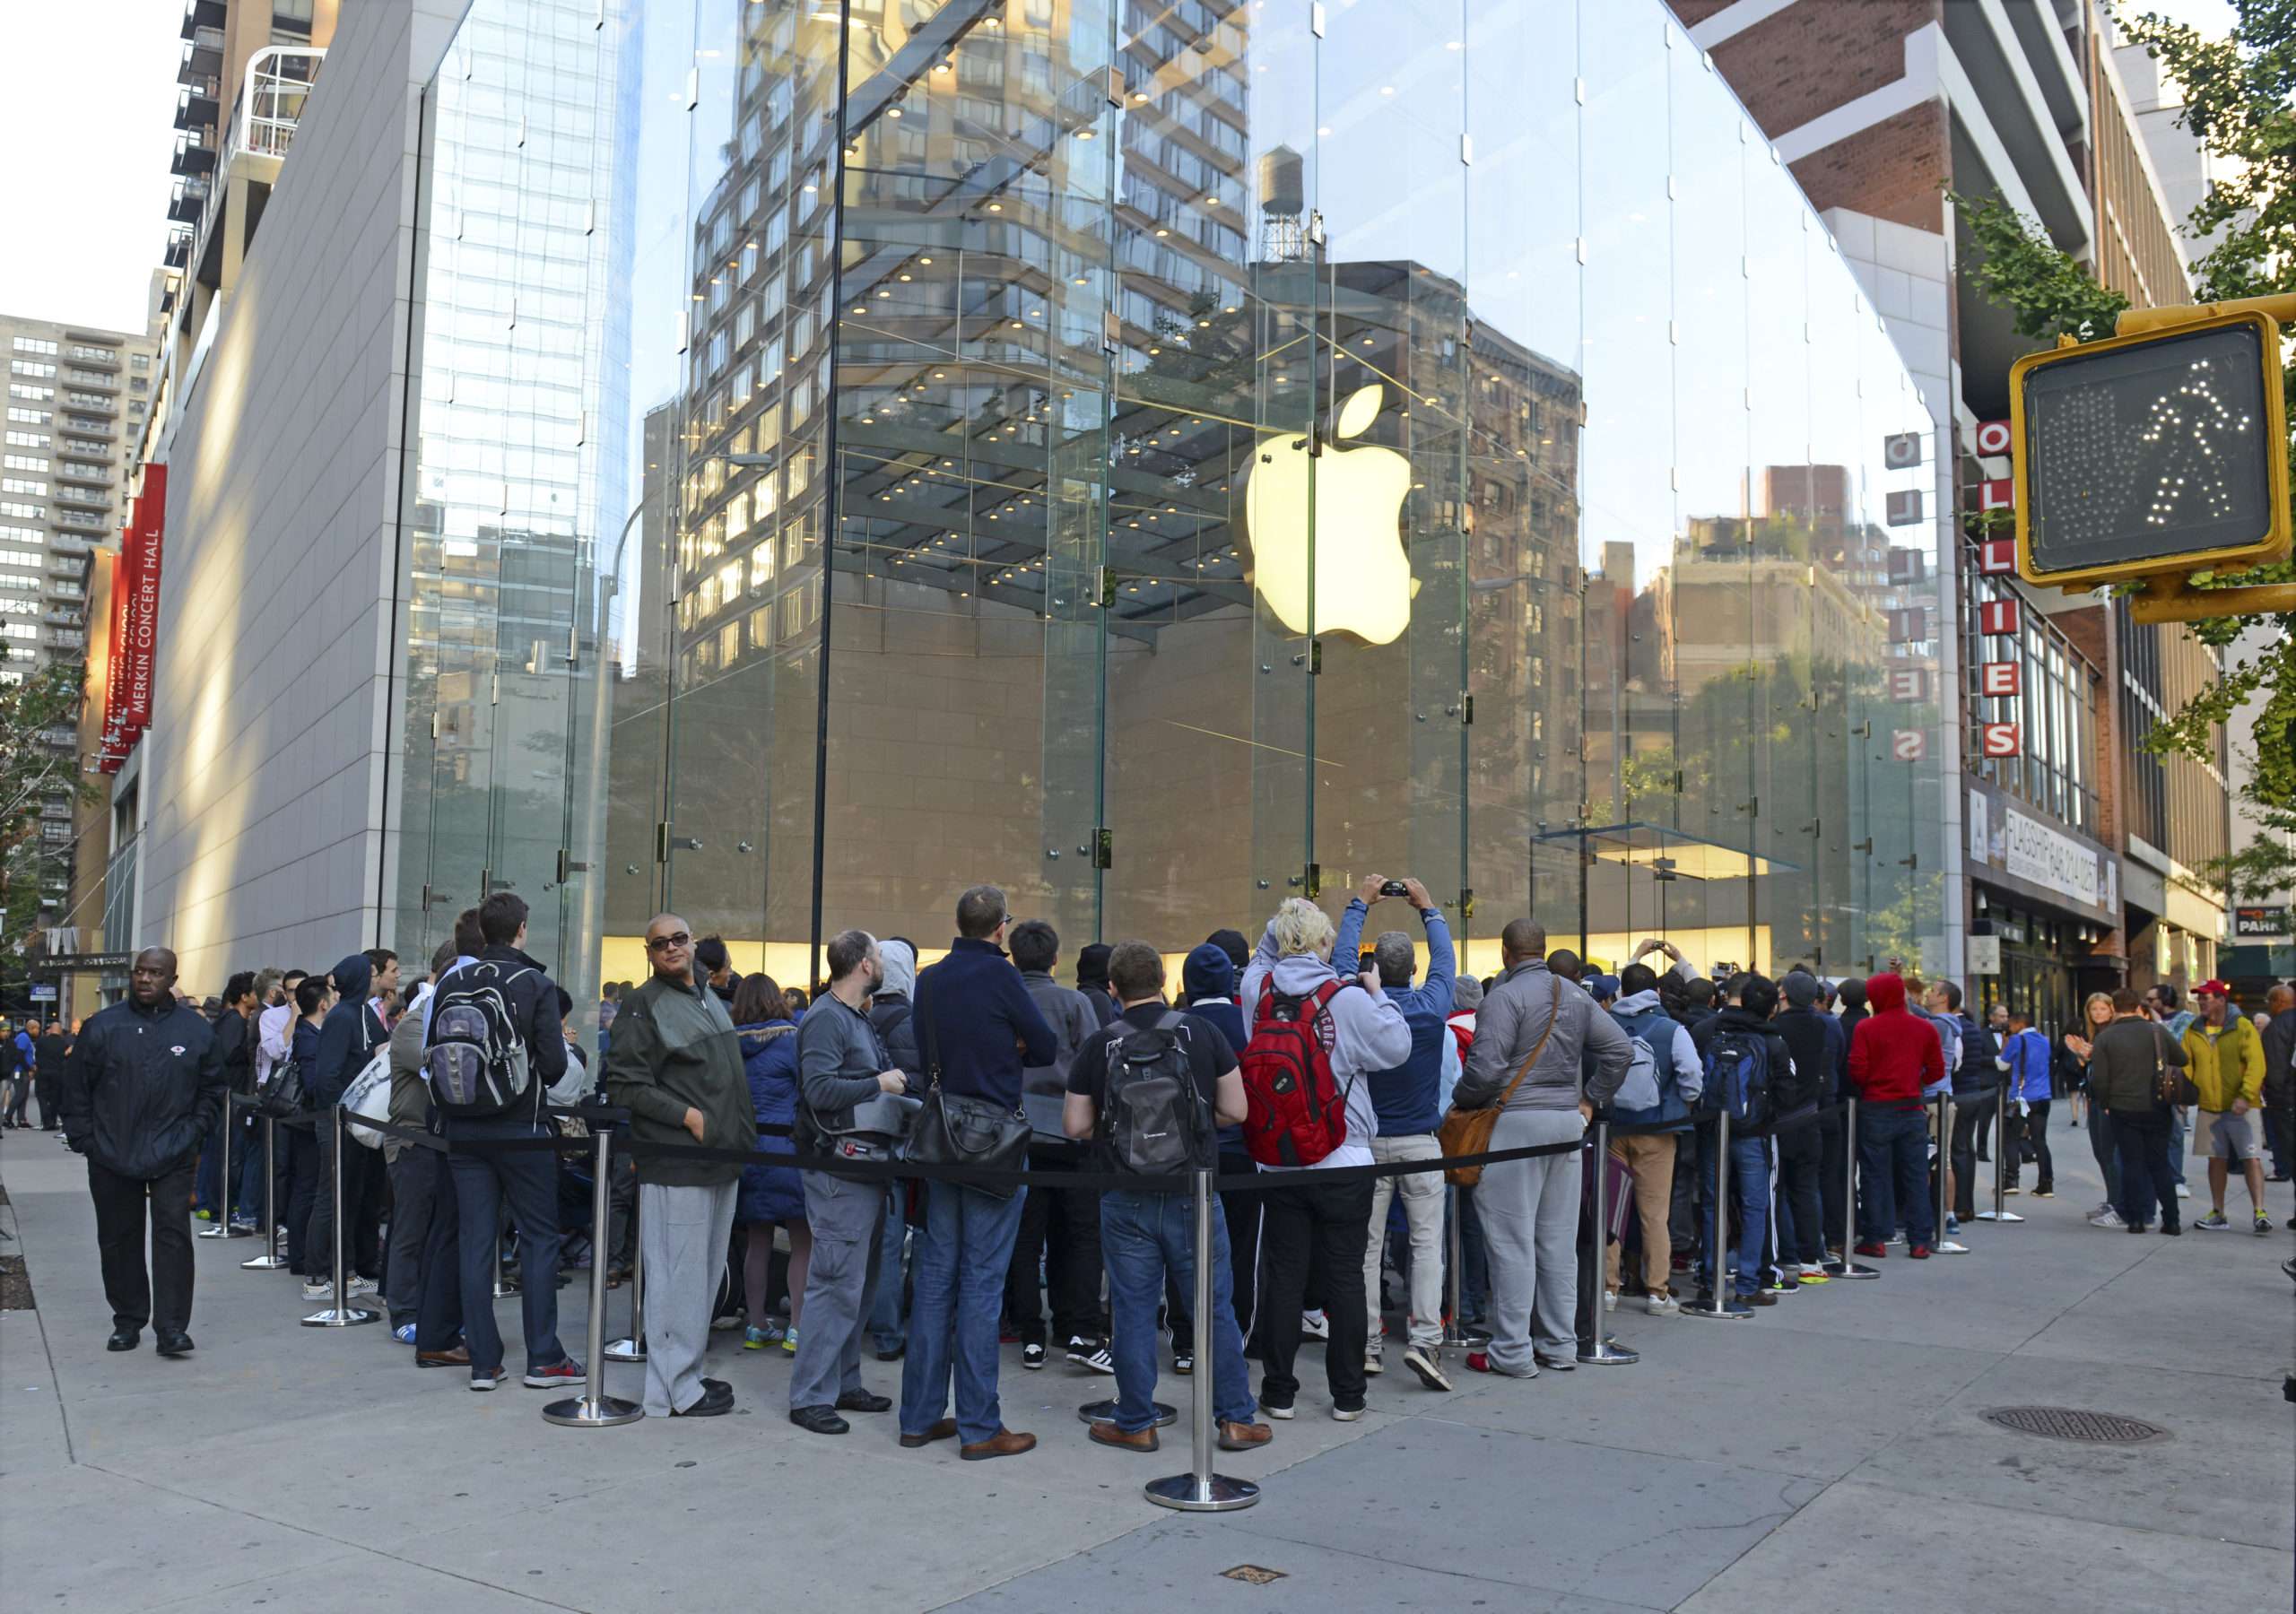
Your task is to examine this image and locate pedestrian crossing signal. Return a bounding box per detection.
[2010,309,2288,588]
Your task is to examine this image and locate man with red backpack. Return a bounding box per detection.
[1237,898,1411,1422]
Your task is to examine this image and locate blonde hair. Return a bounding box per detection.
[1271,898,1335,960]
[2083,991,2115,1028]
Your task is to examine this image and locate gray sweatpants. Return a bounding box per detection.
[639,1178,739,1417]
[788,1171,885,1413]
[1476,1107,1586,1373]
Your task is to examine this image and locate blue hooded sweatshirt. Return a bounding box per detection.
[1181,943,1248,1150]
[310,953,378,1109]
[1331,897,1457,1135]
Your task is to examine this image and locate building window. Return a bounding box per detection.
[4,431,48,449]
[9,385,52,403]
[11,361,56,378]
[1,480,48,497]
[4,456,49,473]
[10,338,57,356]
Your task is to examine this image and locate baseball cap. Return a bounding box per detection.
[2193,979,2233,998]
[1779,969,1823,1007]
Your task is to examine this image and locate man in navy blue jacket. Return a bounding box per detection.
[301,953,382,1300]
[899,885,1056,1462]
[1332,873,1456,1392]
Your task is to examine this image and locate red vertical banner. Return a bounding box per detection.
[92,549,128,772]
[100,501,138,770]
[119,464,165,735]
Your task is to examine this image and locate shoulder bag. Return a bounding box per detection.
[2155,1025,2199,1108]
[900,970,1031,1197]
[1439,974,1562,1188]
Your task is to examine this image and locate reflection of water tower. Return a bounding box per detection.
[1260,144,1309,263]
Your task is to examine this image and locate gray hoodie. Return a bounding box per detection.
[1609,987,1704,1108]
[1239,921,1413,1167]
[1457,959,1631,1114]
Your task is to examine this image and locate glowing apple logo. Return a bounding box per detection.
[1244,383,1416,646]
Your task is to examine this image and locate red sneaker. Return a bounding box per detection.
[1908,1244,1933,1260]
[1852,1241,1888,1258]
[1464,1351,1492,1374]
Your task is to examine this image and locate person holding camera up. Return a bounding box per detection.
[1331,874,1457,1391]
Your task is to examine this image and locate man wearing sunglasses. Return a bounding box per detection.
[604,915,756,1418]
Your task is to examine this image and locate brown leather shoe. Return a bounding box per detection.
[959,1427,1037,1462]
[898,1417,959,1449]
[1088,1420,1159,1454]
[1218,1419,1273,1451]
[416,1346,472,1368]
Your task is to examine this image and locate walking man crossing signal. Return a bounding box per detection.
[2010,296,2292,622]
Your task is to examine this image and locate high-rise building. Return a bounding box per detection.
[0,309,159,681]
[1667,0,2231,1025]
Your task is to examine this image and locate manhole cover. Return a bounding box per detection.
[1979,1406,2170,1445]
[1222,1566,1288,1585]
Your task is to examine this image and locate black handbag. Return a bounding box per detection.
[900,970,1031,1197]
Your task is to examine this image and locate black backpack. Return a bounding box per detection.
[425,959,538,1119]
[1100,1012,1213,1177]
[1696,1025,1776,1130]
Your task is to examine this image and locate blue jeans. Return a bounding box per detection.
[443,1115,567,1376]
[867,1183,908,1352]
[1698,1131,1771,1296]
[1100,1189,1255,1433]
[1857,1105,1934,1247]
[2165,1108,2187,1185]
[900,1178,1026,1445]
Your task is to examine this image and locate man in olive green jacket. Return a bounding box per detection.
[604,914,757,1418]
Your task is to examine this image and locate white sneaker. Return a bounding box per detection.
[1645,1294,1678,1316]
[1300,1309,1330,1342]
[1331,1404,1365,1422]
[300,1280,330,1301]
[345,1276,378,1297]
[1602,1289,1618,1313]
[1364,1350,1384,1375]
[2174,1184,2191,1199]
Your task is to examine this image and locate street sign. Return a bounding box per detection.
[28,984,57,1002]
[2233,905,2290,940]
[2012,310,2290,588]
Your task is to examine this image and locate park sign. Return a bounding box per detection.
[2010,304,2289,610]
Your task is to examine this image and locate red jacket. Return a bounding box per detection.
[1848,973,1943,1109]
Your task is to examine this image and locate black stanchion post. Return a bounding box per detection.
[544,1129,641,1427]
[1578,1118,1637,1364]
[604,1193,645,1363]
[198,1099,248,1240]
[1831,1098,1878,1279]
[242,1113,288,1269]
[1144,1167,1258,1512]
[1687,1112,1747,1320]
[301,1106,378,1327]
[1976,1084,2023,1223]
[1440,1183,1488,1350]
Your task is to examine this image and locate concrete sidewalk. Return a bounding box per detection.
[0,1112,2288,1614]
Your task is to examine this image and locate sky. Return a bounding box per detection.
[0,0,2248,336]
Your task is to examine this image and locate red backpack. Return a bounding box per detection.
[1240,979,1353,1167]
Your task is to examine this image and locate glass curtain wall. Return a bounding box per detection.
[393,0,1952,1007]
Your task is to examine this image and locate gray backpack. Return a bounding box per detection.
[424,960,535,1117]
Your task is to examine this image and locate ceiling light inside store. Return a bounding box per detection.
[987,202,1003,212]
[887,108,901,117]
[1075,127,1095,139]
[1132,91,1148,102]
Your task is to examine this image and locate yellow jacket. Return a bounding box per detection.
[2186,1014,2265,1112]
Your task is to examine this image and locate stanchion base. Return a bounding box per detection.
[1144,1472,1260,1513]
[1078,1398,1176,1427]
[603,1338,647,1363]
[1973,1210,2024,1223]
[1577,1340,1639,1366]
[1440,1330,1491,1350]
[1683,1303,1752,1322]
[491,1284,519,1300]
[1823,1261,1881,1280]
[196,1224,253,1240]
[542,1393,642,1427]
[300,1306,379,1327]
[1933,1239,1970,1254]
[239,1253,290,1270]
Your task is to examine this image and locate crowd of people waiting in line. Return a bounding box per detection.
[17,878,2295,1450]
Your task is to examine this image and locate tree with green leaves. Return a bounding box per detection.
[1954,2,2293,889]
[0,657,94,1007]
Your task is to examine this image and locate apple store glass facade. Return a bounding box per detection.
[392,0,1952,1013]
